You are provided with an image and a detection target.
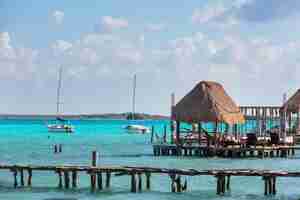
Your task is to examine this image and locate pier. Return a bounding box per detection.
[153,144,299,158]
[1,164,300,196]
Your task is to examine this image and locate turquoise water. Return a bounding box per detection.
[0,119,300,200]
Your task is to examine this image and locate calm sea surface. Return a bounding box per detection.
[0,119,299,200]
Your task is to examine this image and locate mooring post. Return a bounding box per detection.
[90,172,96,192]
[20,169,24,187]
[131,173,137,193]
[64,170,70,189]
[145,172,151,190]
[72,170,77,188]
[13,170,18,188]
[272,176,276,195]
[263,176,268,195]
[216,176,221,195]
[138,173,142,192]
[151,126,154,143]
[57,170,63,189]
[92,151,98,166]
[163,125,167,143]
[97,172,103,190]
[106,172,111,188]
[226,175,231,191]
[175,175,182,193]
[170,174,176,192]
[27,169,32,186]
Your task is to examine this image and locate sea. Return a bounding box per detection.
[0,119,299,200]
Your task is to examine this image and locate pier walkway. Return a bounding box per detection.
[1,164,300,196]
[152,144,300,158]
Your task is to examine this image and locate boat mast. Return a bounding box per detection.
[132,74,136,120]
[56,66,63,116]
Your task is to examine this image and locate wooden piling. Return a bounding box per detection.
[90,173,96,191]
[57,170,62,189]
[131,173,137,193]
[27,169,32,186]
[226,175,231,191]
[145,172,151,190]
[20,169,24,186]
[72,170,77,188]
[64,171,70,189]
[13,170,18,188]
[97,172,103,190]
[106,172,111,188]
[138,173,142,192]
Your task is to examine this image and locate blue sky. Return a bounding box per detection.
[1,0,300,115]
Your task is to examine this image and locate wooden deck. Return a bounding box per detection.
[1,164,300,195]
[152,144,300,158]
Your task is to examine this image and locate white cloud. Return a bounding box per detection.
[191,4,228,24]
[145,24,165,32]
[52,10,64,25]
[51,40,72,53]
[97,16,129,32]
[0,32,11,48]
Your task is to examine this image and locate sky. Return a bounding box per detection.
[1,0,300,115]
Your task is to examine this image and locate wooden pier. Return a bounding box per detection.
[152,144,299,158]
[1,164,300,196]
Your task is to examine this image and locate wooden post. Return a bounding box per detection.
[170,174,176,192]
[216,176,221,195]
[90,173,96,191]
[57,170,63,189]
[27,169,32,187]
[92,151,98,167]
[106,172,111,188]
[20,169,24,187]
[13,170,18,188]
[263,177,268,195]
[138,173,142,192]
[176,175,182,193]
[145,173,151,190]
[151,126,154,143]
[198,122,202,145]
[64,171,70,189]
[72,170,77,188]
[163,125,167,143]
[226,175,231,191]
[272,177,276,195]
[97,173,103,190]
[176,121,180,145]
[131,173,137,193]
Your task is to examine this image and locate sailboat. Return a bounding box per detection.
[124,74,150,134]
[47,66,74,133]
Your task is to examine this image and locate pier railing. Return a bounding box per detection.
[1,164,300,196]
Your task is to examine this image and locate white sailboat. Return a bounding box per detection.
[124,74,150,134]
[47,66,74,133]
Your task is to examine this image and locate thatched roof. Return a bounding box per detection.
[172,81,245,125]
[282,89,300,113]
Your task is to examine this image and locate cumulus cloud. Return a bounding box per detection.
[0,32,11,48]
[96,16,129,32]
[191,3,228,24]
[145,24,165,32]
[51,40,72,54]
[52,10,64,25]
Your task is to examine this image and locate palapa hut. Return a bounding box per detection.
[281,89,300,133]
[282,89,300,113]
[173,81,245,125]
[172,81,245,144]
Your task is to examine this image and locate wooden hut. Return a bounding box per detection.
[282,89,300,134]
[172,81,245,144]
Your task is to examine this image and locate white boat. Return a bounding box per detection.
[47,66,75,133]
[47,124,74,133]
[124,74,150,134]
[124,124,151,134]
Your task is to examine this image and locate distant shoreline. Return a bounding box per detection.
[0,113,170,120]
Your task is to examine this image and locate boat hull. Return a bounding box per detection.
[47,124,74,133]
[124,125,150,134]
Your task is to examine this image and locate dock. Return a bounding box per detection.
[1,164,300,196]
[152,144,299,158]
